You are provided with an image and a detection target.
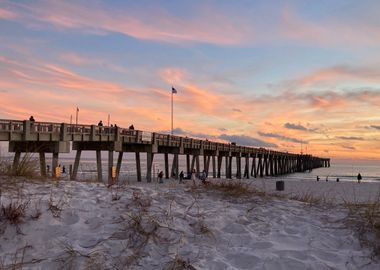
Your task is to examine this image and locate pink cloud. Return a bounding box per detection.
[0,7,16,19]
[2,1,251,45]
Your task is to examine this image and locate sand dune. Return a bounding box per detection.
[0,177,379,269]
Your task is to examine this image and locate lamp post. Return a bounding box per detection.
[171,86,177,135]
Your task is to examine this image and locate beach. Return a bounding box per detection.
[0,176,379,269]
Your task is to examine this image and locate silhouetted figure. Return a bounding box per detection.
[158,171,164,183]
[110,124,114,128]
[47,165,50,173]
[357,173,362,183]
[316,176,320,181]
[336,178,339,182]
[98,120,103,126]
[179,171,184,183]
[129,124,134,130]
[29,116,35,122]
[114,124,118,128]
[326,176,329,182]
[62,166,66,174]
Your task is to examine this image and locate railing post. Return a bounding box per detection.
[90,125,96,141]
[60,123,67,140]
[23,120,31,140]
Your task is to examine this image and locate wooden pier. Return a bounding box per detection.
[0,119,330,182]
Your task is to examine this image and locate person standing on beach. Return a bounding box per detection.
[191,169,196,186]
[158,171,164,183]
[179,171,184,183]
[357,173,362,183]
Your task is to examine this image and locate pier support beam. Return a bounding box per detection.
[236,156,241,179]
[164,153,169,179]
[116,152,123,180]
[39,152,46,177]
[171,154,178,179]
[217,156,223,178]
[108,150,113,184]
[186,154,190,175]
[146,152,154,182]
[72,150,81,180]
[136,152,141,182]
[244,156,249,179]
[52,152,59,178]
[12,151,21,172]
[96,150,102,182]
[212,156,216,178]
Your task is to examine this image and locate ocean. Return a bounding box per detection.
[2,152,377,182]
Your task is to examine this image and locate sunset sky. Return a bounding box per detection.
[1,0,380,160]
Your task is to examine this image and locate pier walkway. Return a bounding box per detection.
[0,119,330,182]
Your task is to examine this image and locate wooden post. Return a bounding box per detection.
[228,156,233,179]
[72,149,81,180]
[116,152,123,180]
[96,150,102,182]
[171,154,178,179]
[191,155,196,172]
[244,156,249,179]
[136,152,141,182]
[108,150,114,184]
[217,155,223,178]
[195,155,200,173]
[212,156,216,178]
[13,151,21,172]
[164,153,169,179]
[205,156,211,175]
[186,154,190,175]
[52,152,59,178]
[146,152,154,182]
[39,152,46,177]
[225,156,229,178]
[236,156,241,179]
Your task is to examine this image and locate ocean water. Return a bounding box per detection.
[1,152,379,182]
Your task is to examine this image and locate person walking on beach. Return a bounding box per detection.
[316,176,320,181]
[179,171,184,183]
[158,171,164,183]
[357,173,362,183]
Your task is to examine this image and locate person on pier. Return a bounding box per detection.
[29,116,35,122]
[129,124,134,130]
[98,120,103,126]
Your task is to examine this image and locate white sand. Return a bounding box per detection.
[251,178,380,203]
[0,176,379,269]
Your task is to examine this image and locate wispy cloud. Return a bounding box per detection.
[218,134,277,148]
[370,125,380,130]
[336,136,364,141]
[258,131,306,144]
[284,122,307,131]
[2,0,251,45]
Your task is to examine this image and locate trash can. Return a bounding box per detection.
[276,180,284,191]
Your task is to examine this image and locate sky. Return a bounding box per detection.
[1,0,380,160]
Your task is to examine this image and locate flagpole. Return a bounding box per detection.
[171,90,173,135]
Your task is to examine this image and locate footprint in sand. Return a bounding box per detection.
[61,211,80,225]
[225,253,261,269]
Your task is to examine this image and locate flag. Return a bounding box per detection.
[172,87,177,94]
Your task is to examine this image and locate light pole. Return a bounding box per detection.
[171,86,177,135]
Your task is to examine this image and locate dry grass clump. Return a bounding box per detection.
[289,192,324,206]
[0,154,38,178]
[343,195,380,257]
[48,192,65,218]
[163,255,197,270]
[1,199,30,226]
[0,244,34,270]
[202,180,266,199]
